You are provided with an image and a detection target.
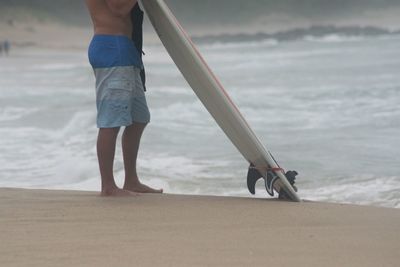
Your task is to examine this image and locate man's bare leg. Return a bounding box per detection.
[122,123,163,193]
[97,128,137,196]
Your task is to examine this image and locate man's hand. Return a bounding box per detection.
[106,0,137,17]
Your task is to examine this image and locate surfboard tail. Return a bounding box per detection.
[247,164,298,200]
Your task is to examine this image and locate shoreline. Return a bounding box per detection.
[1,187,399,266]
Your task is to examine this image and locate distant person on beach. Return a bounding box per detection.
[85,0,162,196]
[3,40,10,56]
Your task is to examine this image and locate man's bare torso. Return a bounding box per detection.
[85,0,137,37]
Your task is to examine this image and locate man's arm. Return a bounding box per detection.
[106,0,137,16]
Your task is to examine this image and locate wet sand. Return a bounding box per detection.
[1,188,399,266]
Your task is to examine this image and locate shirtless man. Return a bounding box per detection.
[85,0,162,196]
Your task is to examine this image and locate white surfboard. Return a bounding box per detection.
[141,0,301,202]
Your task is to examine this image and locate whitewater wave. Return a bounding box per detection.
[304,34,364,43]
[301,176,400,208]
[0,107,40,122]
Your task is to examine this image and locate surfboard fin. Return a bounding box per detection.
[278,171,298,200]
[247,164,298,199]
[265,171,279,196]
[247,164,263,195]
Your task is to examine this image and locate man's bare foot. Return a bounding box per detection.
[100,188,139,197]
[124,182,163,194]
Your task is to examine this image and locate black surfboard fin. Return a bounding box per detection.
[285,170,298,187]
[278,170,298,200]
[265,171,279,197]
[247,163,263,195]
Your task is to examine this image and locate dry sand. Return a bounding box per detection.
[0,22,92,49]
[1,188,399,267]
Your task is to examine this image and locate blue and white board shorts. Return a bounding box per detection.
[88,34,150,128]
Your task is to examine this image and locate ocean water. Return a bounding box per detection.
[0,35,399,208]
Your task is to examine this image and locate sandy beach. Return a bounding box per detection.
[0,188,399,266]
